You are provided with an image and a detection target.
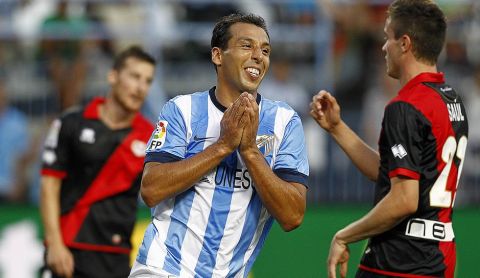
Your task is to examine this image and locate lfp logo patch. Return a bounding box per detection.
[148,121,168,150]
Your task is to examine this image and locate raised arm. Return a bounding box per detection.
[40,176,74,278]
[310,90,380,181]
[141,94,250,207]
[238,94,307,232]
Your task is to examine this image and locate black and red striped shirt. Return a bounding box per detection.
[359,72,468,277]
[41,97,153,254]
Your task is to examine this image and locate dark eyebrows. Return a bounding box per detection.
[237,37,270,47]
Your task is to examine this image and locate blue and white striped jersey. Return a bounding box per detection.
[137,88,309,278]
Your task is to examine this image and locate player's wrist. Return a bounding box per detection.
[46,239,66,250]
[212,140,235,156]
[239,146,261,160]
[333,230,349,245]
[328,120,345,136]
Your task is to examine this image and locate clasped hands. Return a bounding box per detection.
[218,92,259,155]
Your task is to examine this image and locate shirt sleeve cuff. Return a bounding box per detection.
[145,151,183,164]
[41,168,67,179]
[274,168,308,188]
[388,168,420,180]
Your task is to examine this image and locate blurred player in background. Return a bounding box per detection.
[130,13,309,278]
[40,46,156,278]
[310,0,468,277]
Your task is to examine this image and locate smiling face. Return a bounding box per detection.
[213,22,271,94]
[108,57,155,112]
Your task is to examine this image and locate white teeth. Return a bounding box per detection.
[246,68,260,77]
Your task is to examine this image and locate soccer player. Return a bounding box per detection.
[40,46,156,278]
[130,13,309,277]
[310,1,468,277]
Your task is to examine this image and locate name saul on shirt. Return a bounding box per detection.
[447,102,465,122]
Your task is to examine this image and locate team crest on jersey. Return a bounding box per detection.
[79,128,95,144]
[148,120,168,150]
[256,135,274,157]
[131,140,147,157]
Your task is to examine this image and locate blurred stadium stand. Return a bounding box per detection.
[0,1,479,277]
[0,0,478,206]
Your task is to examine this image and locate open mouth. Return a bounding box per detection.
[245,67,260,79]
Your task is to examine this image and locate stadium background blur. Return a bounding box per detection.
[0,0,478,277]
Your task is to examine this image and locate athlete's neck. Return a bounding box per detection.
[399,60,438,87]
[99,97,135,130]
[214,85,257,109]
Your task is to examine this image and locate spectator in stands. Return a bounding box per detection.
[0,76,31,203]
[260,56,310,118]
[459,65,480,204]
[38,0,89,111]
[360,62,398,148]
[322,0,381,118]
[275,0,315,25]
[84,1,114,58]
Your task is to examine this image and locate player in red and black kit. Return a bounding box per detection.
[40,46,155,278]
[310,1,468,277]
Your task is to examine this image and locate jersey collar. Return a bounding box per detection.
[209,86,262,112]
[83,97,104,119]
[83,97,146,129]
[399,72,445,95]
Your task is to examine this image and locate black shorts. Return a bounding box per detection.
[43,248,131,278]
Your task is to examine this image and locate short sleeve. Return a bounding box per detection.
[41,117,74,179]
[383,102,424,180]
[145,99,187,163]
[273,113,309,186]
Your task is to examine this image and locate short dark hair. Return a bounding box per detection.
[112,45,156,70]
[388,0,446,65]
[211,13,269,50]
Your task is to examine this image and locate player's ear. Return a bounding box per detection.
[400,34,412,53]
[107,69,117,85]
[211,47,222,67]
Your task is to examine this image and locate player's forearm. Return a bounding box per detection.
[40,177,64,247]
[335,184,417,244]
[141,142,232,207]
[240,148,306,232]
[330,120,380,181]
